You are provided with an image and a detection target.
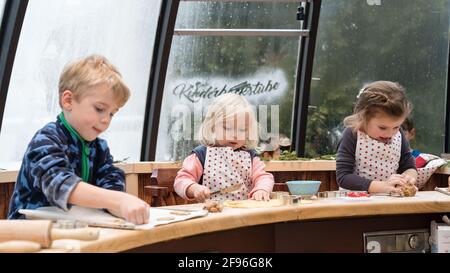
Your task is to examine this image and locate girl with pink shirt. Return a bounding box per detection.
[174,94,274,203]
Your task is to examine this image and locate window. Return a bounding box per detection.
[156,0,306,161]
[0,0,6,20]
[307,0,449,156]
[0,0,161,169]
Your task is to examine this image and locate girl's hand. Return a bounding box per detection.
[398,173,416,186]
[403,174,418,192]
[251,190,270,201]
[387,174,408,188]
[190,184,210,203]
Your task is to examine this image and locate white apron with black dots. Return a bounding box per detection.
[354,130,402,182]
[415,153,447,189]
[203,146,252,202]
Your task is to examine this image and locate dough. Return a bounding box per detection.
[223,199,284,208]
[170,211,191,216]
[157,216,175,221]
[203,200,224,213]
[400,184,417,197]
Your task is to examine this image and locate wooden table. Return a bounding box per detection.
[43,191,450,253]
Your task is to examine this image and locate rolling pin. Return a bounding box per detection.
[0,240,41,253]
[0,220,99,248]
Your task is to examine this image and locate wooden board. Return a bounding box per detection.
[223,199,284,208]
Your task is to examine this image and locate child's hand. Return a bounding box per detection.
[189,184,210,203]
[251,190,270,201]
[117,193,150,225]
[399,173,417,186]
[403,175,418,192]
[386,174,408,189]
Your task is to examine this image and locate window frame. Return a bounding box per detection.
[446,39,450,153]
[141,0,180,161]
[291,0,321,157]
[145,0,321,161]
[0,0,28,132]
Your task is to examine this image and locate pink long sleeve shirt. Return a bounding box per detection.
[174,153,274,200]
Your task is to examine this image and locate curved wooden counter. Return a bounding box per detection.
[57,191,450,253]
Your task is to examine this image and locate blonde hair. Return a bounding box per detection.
[58,55,130,108]
[344,81,412,132]
[198,94,259,149]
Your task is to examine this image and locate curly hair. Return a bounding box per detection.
[344,81,412,132]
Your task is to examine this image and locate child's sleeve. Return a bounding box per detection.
[398,131,417,173]
[248,156,274,198]
[174,154,203,200]
[336,128,372,191]
[26,134,82,211]
[93,140,125,192]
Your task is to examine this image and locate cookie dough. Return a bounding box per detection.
[203,200,224,213]
[170,211,191,216]
[400,184,417,197]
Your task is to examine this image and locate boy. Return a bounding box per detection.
[8,55,150,224]
[401,116,420,157]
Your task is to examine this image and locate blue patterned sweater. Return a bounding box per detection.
[8,115,125,219]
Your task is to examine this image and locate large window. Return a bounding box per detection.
[0,0,6,20]
[0,0,161,169]
[307,0,449,157]
[156,0,305,161]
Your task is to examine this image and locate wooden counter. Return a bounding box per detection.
[2,161,449,220]
[0,161,341,219]
[43,191,450,253]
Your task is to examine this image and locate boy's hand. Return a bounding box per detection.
[189,184,210,203]
[117,193,150,225]
[251,190,270,201]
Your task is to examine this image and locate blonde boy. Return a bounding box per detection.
[8,55,149,224]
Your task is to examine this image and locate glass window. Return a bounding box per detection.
[156,1,304,161]
[0,0,161,169]
[308,0,449,157]
[0,0,6,20]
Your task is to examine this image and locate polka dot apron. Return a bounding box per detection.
[355,130,402,181]
[415,154,447,189]
[203,146,252,202]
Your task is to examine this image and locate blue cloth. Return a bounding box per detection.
[7,115,125,219]
[411,149,421,158]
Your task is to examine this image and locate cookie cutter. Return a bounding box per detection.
[282,194,302,205]
[270,191,290,200]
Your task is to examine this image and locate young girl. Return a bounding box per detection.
[336,81,418,194]
[174,94,274,203]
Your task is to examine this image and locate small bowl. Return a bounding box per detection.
[286,180,321,196]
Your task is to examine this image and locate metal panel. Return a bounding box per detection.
[174,29,309,37]
[364,229,430,253]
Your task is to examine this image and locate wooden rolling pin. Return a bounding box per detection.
[0,240,42,253]
[0,220,99,248]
